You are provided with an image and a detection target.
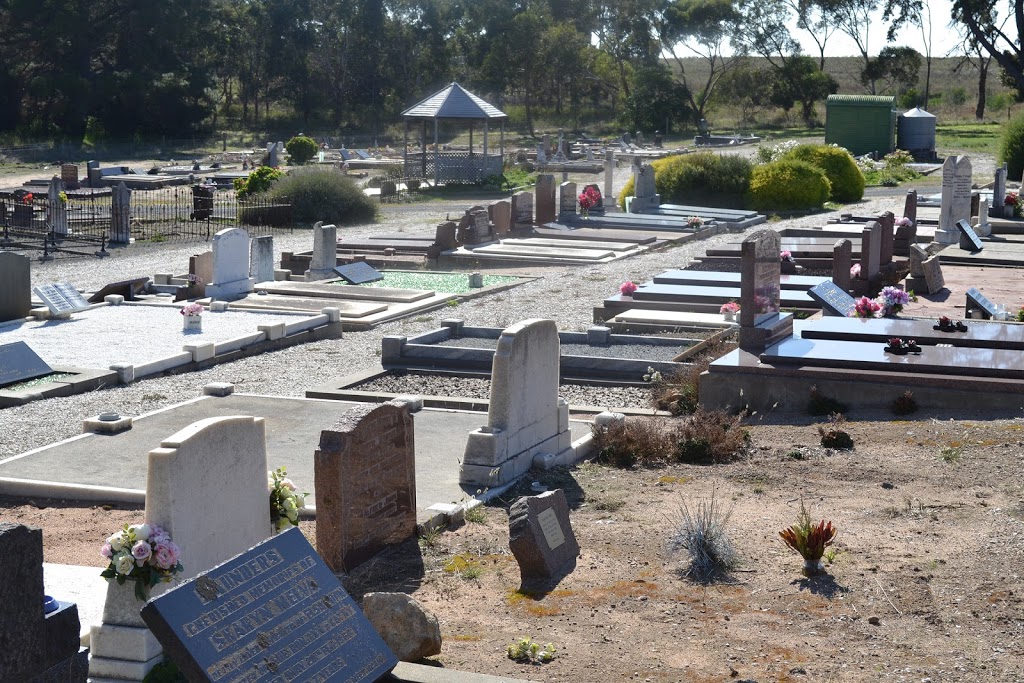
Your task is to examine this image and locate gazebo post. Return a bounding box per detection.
[500,121,505,171]
[421,121,427,179]
[403,120,408,178]
[483,121,489,178]
[433,118,439,188]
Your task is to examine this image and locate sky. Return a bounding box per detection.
[787,0,960,58]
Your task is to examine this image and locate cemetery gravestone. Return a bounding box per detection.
[993,164,1007,217]
[333,261,384,284]
[511,191,533,230]
[0,341,54,387]
[909,243,927,278]
[306,222,339,281]
[877,212,894,267]
[90,416,270,680]
[832,238,852,292]
[604,150,615,199]
[975,196,992,237]
[61,163,80,189]
[431,222,458,255]
[314,401,417,573]
[739,230,792,352]
[559,181,577,218]
[535,175,557,225]
[966,287,998,320]
[267,142,279,168]
[535,143,547,164]
[922,255,945,295]
[490,200,511,236]
[110,182,132,244]
[461,319,572,487]
[936,155,972,244]
[249,235,274,283]
[628,165,660,213]
[861,222,882,281]
[956,219,984,252]
[508,489,579,584]
[583,184,605,214]
[141,528,398,683]
[0,523,87,682]
[48,176,68,236]
[205,228,255,299]
[903,189,917,227]
[34,282,91,316]
[808,282,857,317]
[0,251,31,322]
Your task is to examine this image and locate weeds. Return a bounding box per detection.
[418,525,442,552]
[506,637,557,664]
[940,444,964,464]
[818,413,854,450]
[808,385,848,417]
[891,391,918,416]
[648,338,737,415]
[592,410,750,468]
[464,504,487,524]
[444,553,483,580]
[667,490,737,583]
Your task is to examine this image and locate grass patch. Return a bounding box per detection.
[936,122,1003,156]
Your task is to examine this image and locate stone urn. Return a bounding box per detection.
[723,311,736,322]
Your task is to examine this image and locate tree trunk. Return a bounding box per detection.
[923,57,932,108]
[976,61,989,120]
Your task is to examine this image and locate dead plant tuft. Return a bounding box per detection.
[592,410,750,469]
[674,408,750,463]
[592,417,676,468]
[649,338,737,415]
[667,490,737,583]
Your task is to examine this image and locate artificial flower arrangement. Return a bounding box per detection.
[1006,192,1023,218]
[780,250,795,263]
[885,337,921,354]
[895,216,913,228]
[100,524,182,601]
[934,315,968,333]
[180,302,204,317]
[269,466,307,531]
[686,216,703,229]
[22,192,34,204]
[852,296,880,318]
[850,263,861,279]
[619,281,638,296]
[720,301,740,315]
[779,501,836,575]
[578,186,601,218]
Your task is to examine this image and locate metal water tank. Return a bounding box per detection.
[896,107,936,157]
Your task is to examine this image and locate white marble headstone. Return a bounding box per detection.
[249,235,274,283]
[306,222,338,280]
[206,227,255,300]
[937,155,972,244]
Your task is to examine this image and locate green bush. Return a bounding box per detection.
[999,111,1024,181]
[285,136,318,165]
[233,166,284,198]
[617,152,752,210]
[781,144,865,203]
[267,167,378,225]
[747,159,831,212]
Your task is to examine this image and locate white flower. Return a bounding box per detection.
[115,553,135,576]
[129,524,151,542]
[294,494,306,509]
[108,533,124,552]
[283,497,297,512]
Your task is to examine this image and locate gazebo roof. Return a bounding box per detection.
[402,82,507,120]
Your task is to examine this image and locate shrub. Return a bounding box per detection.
[617,152,752,210]
[1000,111,1024,181]
[782,143,865,203]
[807,385,848,417]
[234,166,283,198]
[285,136,318,165]
[673,408,749,464]
[266,167,378,225]
[592,417,676,468]
[591,409,748,468]
[667,490,737,583]
[818,413,854,450]
[747,159,831,212]
[891,390,918,416]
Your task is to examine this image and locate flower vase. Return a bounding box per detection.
[802,558,824,576]
[183,315,202,332]
[723,311,736,322]
[1005,205,1015,219]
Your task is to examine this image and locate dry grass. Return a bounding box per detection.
[592,409,750,468]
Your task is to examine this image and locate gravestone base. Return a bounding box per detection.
[906,275,928,294]
[90,580,166,682]
[35,646,88,683]
[628,194,660,213]
[933,227,959,245]
[205,277,255,300]
[87,652,163,681]
[738,313,793,353]
[461,429,573,488]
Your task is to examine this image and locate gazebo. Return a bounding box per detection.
[401,82,507,186]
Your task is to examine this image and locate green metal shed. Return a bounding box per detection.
[824,95,897,156]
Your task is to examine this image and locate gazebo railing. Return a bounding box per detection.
[404,152,503,185]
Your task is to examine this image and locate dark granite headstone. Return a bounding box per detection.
[832,239,852,292]
[314,401,416,573]
[739,229,792,351]
[33,282,90,315]
[808,282,856,317]
[333,261,384,284]
[87,276,151,303]
[0,252,31,323]
[0,523,85,682]
[0,341,53,387]
[141,528,398,683]
[966,287,997,319]
[508,489,579,584]
[955,219,984,252]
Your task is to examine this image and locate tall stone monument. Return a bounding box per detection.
[628,164,659,213]
[739,230,792,352]
[305,221,338,281]
[936,155,972,244]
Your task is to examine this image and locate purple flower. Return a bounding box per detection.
[132,540,152,563]
[100,543,113,559]
[154,544,175,570]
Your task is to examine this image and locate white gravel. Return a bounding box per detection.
[0,304,316,368]
[0,163,910,460]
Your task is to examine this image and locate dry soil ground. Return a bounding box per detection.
[5,414,1023,682]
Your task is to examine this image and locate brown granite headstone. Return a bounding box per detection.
[435,221,458,249]
[508,489,579,584]
[903,189,917,226]
[832,238,852,292]
[739,229,790,352]
[490,201,511,236]
[535,174,556,225]
[511,191,533,230]
[877,212,894,266]
[0,252,31,323]
[314,401,416,573]
[61,163,80,190]
[860,221,881,281]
